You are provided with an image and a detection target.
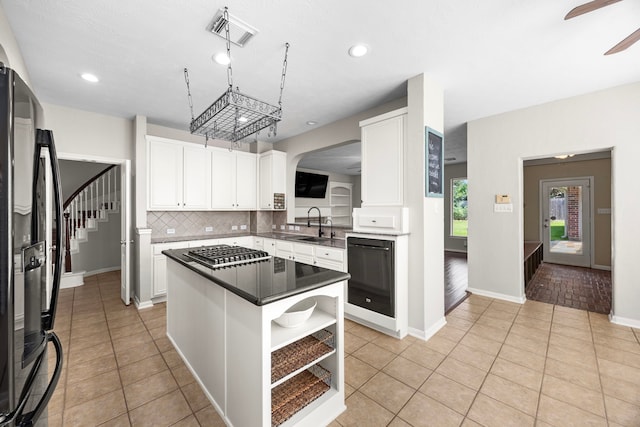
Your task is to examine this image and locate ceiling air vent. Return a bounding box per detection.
[208,8,258,47]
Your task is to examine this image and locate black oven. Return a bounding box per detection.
[347,237,395,317]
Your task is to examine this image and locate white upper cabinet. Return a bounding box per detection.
[235,152,257,210]
[258,150,287,210]
[183,145,211,209]
[360,108,407,207]
[148,138,185,210]
[211,148,257,210]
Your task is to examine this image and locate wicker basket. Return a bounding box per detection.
[271,329,334,384]
[271,365,331,426]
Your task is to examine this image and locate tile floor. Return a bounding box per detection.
[526,262,612,314]
[48,271,640,426]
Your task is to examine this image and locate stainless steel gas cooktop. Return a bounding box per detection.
[184,244,271,269]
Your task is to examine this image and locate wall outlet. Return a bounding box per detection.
[280,225,285,230]
[231,225,238,231]
[294,226,300,231]
[166,228,175,234]
[240,224,247,230]
[272,224,276,229]
[205,226,213,232]
[288,225,294,230]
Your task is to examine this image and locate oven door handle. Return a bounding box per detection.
[348,244,390,251]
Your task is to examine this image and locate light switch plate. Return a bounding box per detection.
[280,225,285,230]
[240,225,247,230]
[205,226,213,232]
[231,225,238,231]
[167,228,175,234]
[494,203,513,213]
[288,225,294,230]
[294,226,300,231]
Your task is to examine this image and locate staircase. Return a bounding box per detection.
[62,165,120,285]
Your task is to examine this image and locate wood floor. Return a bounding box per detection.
[444,251,469,313]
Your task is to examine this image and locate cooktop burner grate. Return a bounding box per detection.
[184,244,271,268]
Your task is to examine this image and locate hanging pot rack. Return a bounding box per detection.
[184,7,290,148]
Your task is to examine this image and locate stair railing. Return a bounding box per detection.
[62,165,119,272]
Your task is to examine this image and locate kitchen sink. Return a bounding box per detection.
[286,235,330,244]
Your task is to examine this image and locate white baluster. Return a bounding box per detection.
[89,181,93,219]
[102,175,105,216]
[108,169,111,210]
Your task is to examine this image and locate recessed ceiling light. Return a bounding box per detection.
[213,52,231,65]
[348,44,369,58]
[81,73,99,83]
[306,121,318,126]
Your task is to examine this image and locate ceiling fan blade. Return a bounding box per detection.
[565,0,623,20]
[605,27,640,55]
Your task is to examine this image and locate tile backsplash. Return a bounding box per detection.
[147,211,251,238]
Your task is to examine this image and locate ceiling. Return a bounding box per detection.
[2,0,639,169]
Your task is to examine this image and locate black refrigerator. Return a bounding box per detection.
[0,64,63,426]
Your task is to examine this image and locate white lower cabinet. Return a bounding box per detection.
[152,241,186,298]
[275,240,345,272]
[263,238,277,255]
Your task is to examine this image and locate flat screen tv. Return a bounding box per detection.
[295,171,329,198]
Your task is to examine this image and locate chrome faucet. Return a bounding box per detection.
[307,207,324,238]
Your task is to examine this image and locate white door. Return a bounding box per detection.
[541,178,591,267]
[120,160,131,304]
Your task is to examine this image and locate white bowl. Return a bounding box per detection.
[274,299,317,328]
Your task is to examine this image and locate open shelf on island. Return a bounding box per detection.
[271,309,336,351]
[272,365,331,427]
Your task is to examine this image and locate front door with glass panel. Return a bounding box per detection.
[541,178,591,267]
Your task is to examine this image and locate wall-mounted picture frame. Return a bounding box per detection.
[426,126,444,197]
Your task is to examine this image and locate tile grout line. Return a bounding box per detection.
[98,275,133,426]
[587,310,610,424]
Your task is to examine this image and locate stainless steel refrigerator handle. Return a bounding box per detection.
[348,244,390,251]
[36,129,63,331]
[0,333,63,427]
[17,332,63,427]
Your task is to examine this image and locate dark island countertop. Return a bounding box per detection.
[162,248,350,306]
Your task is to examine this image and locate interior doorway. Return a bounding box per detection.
[523,151,612,314]
[540,177,592,268]
[56,153,131,305]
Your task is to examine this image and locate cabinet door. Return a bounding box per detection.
[361,114,404,206]
[153,255,168,296]
[148,140,183,210]
[183,146,211,210]
[235,153,257,210]
[258,154,273,209]
[211,149,236,209]
[263,238,277,255]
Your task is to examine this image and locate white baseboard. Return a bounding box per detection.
[466,287,526,304]
[61,271,86,289]
[592,264,612,271]
[84,266,121,277]
[134,296,154,310]
[609,313,640,329]
[408,316,447,342]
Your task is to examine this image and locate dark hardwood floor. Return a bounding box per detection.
[444,251,469,313]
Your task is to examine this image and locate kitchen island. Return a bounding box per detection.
[163,247,349,427]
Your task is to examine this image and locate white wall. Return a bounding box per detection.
[43,103,134,161]
[0,5,30,85]
[467,82,640,326]
[59,159,112,201]
[71,211,121,274]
